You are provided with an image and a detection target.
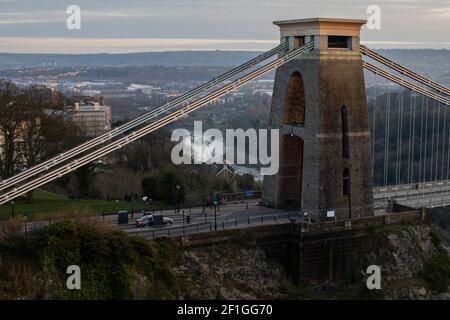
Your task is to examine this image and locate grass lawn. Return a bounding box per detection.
[0,189,166,221]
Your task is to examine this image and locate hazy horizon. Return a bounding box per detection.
[0,0,449,53]
[0,39,450,55]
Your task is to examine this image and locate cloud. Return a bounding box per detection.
[0,9,181,25]
[426,7,450,16]
[0,0,448,51]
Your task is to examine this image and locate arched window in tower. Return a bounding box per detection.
[341,106,350,158]
[283,72,305,124]
[343,168,351,196]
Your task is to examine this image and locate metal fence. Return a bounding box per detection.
[127,212,300,239]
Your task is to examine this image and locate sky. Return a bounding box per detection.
[0,0,449,53]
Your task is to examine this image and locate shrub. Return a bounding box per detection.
[421,250,450,293]
[0,221,182,299]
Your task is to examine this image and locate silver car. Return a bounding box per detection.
[135,215,153,227]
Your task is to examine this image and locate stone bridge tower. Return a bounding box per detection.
[262,18,374,220]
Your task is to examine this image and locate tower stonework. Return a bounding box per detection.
[262,18,374,220]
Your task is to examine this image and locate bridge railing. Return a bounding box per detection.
[127,212,299,240]
[127,208,425,240]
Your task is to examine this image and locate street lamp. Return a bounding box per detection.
[142,196,152,211]
[175,185,180,213]
[214,204,217,231]
[10,201,15,217]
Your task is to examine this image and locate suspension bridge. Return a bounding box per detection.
[0,17,449,222]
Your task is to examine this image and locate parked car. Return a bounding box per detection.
[136,215,173,227]
[152,214,174,226]
[163,217,174,225]
[135,215,154,227]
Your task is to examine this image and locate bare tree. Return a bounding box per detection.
[0,81,27,180]
[0,81,83,203]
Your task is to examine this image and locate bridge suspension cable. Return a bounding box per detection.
[440,104,447,182]
[371,78,377,178]
[406,93,413,186]
[363,62,450,106]
[369,73,450,208]
[445,128,450,204]
[383,89,391,187]
[430,101,436,190]
[0,42,289,192]
[361,45,450,97]
[435,102,441,184]
[395,85,404,188]
[363,50,449,201]
[423,98,430,201]
[0,42,314,205]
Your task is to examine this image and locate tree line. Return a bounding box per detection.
[0,80,83,202]
[0,80,258,207]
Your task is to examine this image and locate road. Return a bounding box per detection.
[13,183,450,240]
[98,201,302,239]
[374,180,450,209]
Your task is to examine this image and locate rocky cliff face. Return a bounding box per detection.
[364,225,449,299]
[172,224,450,300]
[0,220,448,300]
[174,243,288,299]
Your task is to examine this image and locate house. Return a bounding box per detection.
[214,163,235,183]
[67,98,112,137]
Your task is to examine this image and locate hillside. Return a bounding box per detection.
[0,51,262,69]
[0,50,448,83]
[0,220,448,299]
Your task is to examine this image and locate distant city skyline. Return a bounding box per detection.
[0,0,449,53]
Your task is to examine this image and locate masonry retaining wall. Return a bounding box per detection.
[178,211,424,284]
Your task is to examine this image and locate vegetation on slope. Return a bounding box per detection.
[0,220,449,300]
[0,221,181,299]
